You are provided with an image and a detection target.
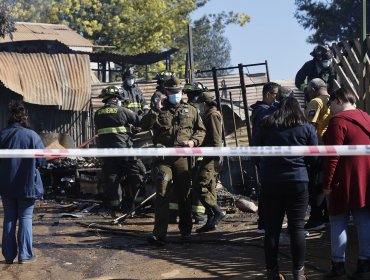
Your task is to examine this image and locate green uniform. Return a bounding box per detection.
[194,107,223,210]
[141,100,206,239]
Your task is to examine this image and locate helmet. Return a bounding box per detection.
[197,91,215,103]
[163,76,182,93]
[122,68,136,79]
[98,86,123,102]
[310,45,333,60]
[183,82,208,95]
[155,71,174,84]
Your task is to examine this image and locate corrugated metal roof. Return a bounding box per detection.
[0,22,93,48]
[0,52,91,111]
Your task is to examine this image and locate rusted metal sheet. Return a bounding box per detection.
[0,52,91,111]
[0,22,93,48]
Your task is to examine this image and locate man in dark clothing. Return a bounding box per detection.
[295,45,336,97]
[250,82,280,233]
[94,86,141,216]
[250,82,280,145]
[141,76,206,246]
[121,68,149,116]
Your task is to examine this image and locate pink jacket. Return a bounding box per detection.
[323,109,370,215]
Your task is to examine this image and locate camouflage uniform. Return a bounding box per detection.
[141,94,206,241]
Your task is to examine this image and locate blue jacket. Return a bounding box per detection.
[254,122,318,183]
[0,123,45,199]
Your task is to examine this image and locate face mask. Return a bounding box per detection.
[117,100,122,107]
[168,93,182,105]
[126,79,135,86]
[321,59,331,68]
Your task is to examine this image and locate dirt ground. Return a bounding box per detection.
[0,199,360,280]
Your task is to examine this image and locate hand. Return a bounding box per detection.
[182,140,195,148]
[323,189,332,196]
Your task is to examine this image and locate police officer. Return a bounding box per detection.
[94,86,141,217]
[193,90,226,233]
[295,45,336,99]
[150,70,174,110]
[121,68,150,115]
[141,76,206,246]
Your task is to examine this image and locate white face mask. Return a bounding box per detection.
[321,59,332,68]
[126,79,135,86]
[168,93,182,105]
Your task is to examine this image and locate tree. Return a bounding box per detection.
[192,13,235,76]
[13,0,249,76]
[0,0,16,39]
[295,0,370,44]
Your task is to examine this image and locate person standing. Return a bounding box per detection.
[295,45,336,100]
[250,82,280,234]
[255,97,318,280]
[304,78,331,232]
[94,86,141,217]
[121,68,150,116]
[322,88,370,279]
[0,100,45,264]
[193,90,226,233]
[141,76,206,246]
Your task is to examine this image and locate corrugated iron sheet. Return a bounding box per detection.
[0,52,91,111]
[0,22,94,48]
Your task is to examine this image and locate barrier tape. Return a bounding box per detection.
[0,145,369,158]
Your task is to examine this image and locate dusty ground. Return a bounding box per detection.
[0,199,360,280]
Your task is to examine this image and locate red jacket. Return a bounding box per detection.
[323,109,370,215]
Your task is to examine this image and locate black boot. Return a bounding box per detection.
[211,205,227,227]
[267,266,286,280]
[196,214,216,233]
[293,266,307,280]
[323,261,345,279]
[348,259,370,280]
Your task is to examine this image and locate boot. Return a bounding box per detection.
[323,261,345,279]
[196,214,216,233]
[210,205,227,227]
[348,259,370,280]
[267,267,286,280]
[293,266,307,280]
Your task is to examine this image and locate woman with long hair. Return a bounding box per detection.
[254,97,318,280]
[0,100,45,264]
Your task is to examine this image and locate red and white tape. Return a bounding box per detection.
[0,145,369,158]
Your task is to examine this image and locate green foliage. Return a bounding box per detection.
[0,0,16,38]
[13,0,249,76]
[295,0,370,44]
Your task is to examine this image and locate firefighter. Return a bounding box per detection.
[141,76,206,246]
[295,45,336,100]
[121,68,150,115]
[94,86,141,217]
[193,90,227,233]
[120,68,148,211]
[182,82,210,223]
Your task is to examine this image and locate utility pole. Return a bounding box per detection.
[187,24,195,83]
[361,0,369,112]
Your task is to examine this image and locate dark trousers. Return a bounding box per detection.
[262,182,309,270]
[102,157,145,207]
[308,159,326,221]
[153,157,192,239]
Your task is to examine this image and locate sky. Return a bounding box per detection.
[191,0,315,81]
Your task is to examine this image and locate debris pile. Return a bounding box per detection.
[46,157,101,169]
